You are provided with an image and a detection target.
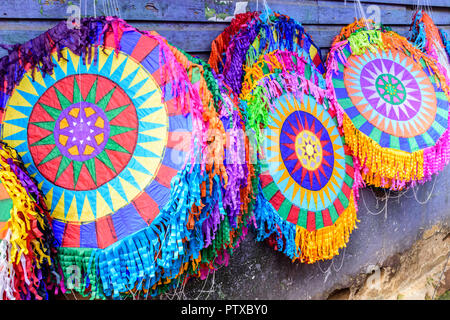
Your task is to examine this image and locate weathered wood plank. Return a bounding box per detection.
[0,20,227,53]
[1,18,448,59]
[317,0,450,25]
[326,0,450,8]
[0,0,318,22]
[0,0,448,25]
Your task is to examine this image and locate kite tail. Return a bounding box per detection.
[171,51,257,281]
[223,21,262,94]
[409,10,427,52]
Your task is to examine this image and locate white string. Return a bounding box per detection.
[107,0,113,17]
[412,175,437,205]
[103,0,111,17]
[361,187,389,217]
[101,0,105,16]
[354,0,372,30]
[425,0,434,20]
[115,0,122,18]
[317,247,346,275]
[122,223,173,300]
[317,259,332,274]
[333,247,346,272]
[262,0,270,15]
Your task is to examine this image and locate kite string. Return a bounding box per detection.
[360,174,437,221]
[124,222,172,300]
[412,174,437,205]
[361,187,389,217]
[317,247,346,275]
[354,0,372,30]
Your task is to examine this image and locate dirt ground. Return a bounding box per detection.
[328,224,450,300]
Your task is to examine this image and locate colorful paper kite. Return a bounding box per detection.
[156,46,255,284]
[209,11,325,96]
[326,23,450,190]
[243,53,360,264]
[212,10,361,263]
[0,142,58,300]
[0,17,250,299]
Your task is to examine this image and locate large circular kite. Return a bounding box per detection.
[2,30,189,248]
[209,10,325,96]
[214,9,360,263]
[0,17,232,299]
[244,62,360,263]
[327,27,450,189]
[260,93,357,248]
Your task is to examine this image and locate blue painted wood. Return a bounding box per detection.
[0,1,448,60]
[0,0,448,24]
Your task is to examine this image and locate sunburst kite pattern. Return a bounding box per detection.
[332,44,449,153]
[263,94,349,216]
[2,46,170,224]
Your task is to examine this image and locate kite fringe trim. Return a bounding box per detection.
[326,29,450,189]
[254,184,359,264]
[57,163,217,300]
[0,143,57,300]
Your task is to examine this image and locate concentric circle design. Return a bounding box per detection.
[261,93,354,231]
[28,74,139,191]
[333,45,449,153]
[344,49,437,137]
[374,73,407,105]
[1,30,193,249]
[279,111,334,191]
[55,102,111,162]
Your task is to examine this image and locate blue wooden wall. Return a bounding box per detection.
[0,0,449,61]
